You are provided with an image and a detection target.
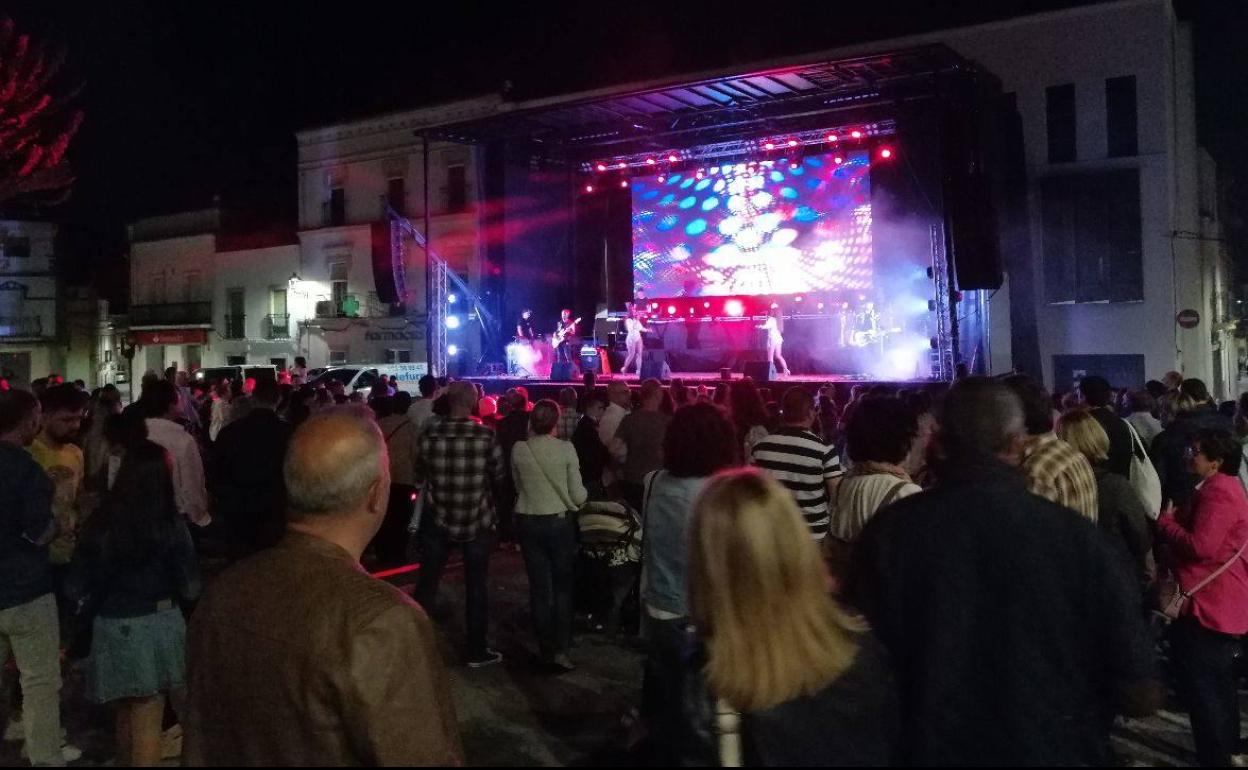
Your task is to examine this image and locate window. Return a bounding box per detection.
[104,349,112,364]
[1041,169,1142,303]
[185,271,203,302]
[225,288,246,339]
[387,177,406,216]
[385,349,412,364]
[226,355,246,366]
[330,262,348,316]
[1106,75,1138,158]
[268,288,289,339]
[3,237,30,259]
[270,357,287,369]
[356,370,378,389]
[445,164,467,213]
[329,187,346,226]
[1046,84,1076,163]
[329,350,348,365]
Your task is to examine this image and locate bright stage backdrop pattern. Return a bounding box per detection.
[632,150,872,298]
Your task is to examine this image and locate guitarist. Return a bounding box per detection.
[553,309,582,369]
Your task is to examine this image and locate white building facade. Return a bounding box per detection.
[0,221,61,388]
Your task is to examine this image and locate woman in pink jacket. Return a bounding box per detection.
[1157,428,1248,767]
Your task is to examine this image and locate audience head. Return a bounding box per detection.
[1163,371,1184,391]
[392,391,412,414]
[530,400,560,437]
[1077,376,1114,408]
[1055,409,1110,465]
[558,387,578,411]
[252,378,281,409]
[101,440,183,561]
[780,386,815,428]
[142,380,181,420]
[689,469,864,712]
[0,389,41,446]
[1003,375,1052,436]
[477,396,498,420]
[418,374,437,398]
[446,381,479,417]
[846,397,919,467]
[284,406,390,543]
[939,377,1027,466]
[607,381,631,408]
[104,411,147,451]
[1145,380,1168,400]
[639,379,663,409]
[1181,378,1212,406]
[39,383,88,444]
[664,403,738,478]
[671,381,690,407]
[164,366,177,382]
[583,392,608,422]
[1128,389,1156,415]
[1189,428,1242,479]
[730,379,770,430]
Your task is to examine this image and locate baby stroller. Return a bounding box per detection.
[575,499,643,635]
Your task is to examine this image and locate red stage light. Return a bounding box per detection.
[703,301,711,308]
[585,184,594,193]
[646,158,656,165]
[879,147,893,159]
[850,130,863,139]
[764,141,776,150]
[827,133,838,142]
[668,154,679,163]
[596,163,607,172]
[667,305,677,315]
[725,299,745,317]
[787,139,798,147]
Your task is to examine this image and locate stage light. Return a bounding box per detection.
[770,302,780,309]
[620,180,629,188]
[695,170,704,180]
[787,139,798,147]
[795,295,804,302]
[618,162,627,169]
[827,133,838,142]
[448,344,460,356]
[879,147,893,159]
[446,315,461,329]
[650,302,659,310]
[596,163,607,172]
[646,158,656,165]
[834,156,844,165]
[448,294,457,304]
[818,302,826,310]
[764,141,776,151]
[703,301,711,308]
[725,299,745,317]
[657,176,665,183]
[668,154,679,163]
[688,308,695,315]
[850,129,863,139]
[667,305,677,315]
[585,184,594,193]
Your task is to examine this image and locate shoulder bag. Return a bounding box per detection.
[1155,539,1248,623]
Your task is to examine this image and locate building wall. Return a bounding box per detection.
[212,243,301,368]
[63,288,121,389]
[0,220,62,388]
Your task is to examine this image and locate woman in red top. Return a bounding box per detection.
[1157,428,1248,767]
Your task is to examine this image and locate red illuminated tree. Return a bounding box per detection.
[0,17,82,206]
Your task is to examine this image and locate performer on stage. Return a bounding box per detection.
[554,309,581,367]
[759,306,791,376]
[621,302,651,376]
[516,309,536,342]
[836,301,854,348]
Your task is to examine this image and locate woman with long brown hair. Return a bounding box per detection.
[679,469,896,765]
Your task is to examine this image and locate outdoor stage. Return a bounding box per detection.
[465,371,925,401]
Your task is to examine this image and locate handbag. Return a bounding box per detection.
[1124,420,1162,519]
[1154,538,1248,623]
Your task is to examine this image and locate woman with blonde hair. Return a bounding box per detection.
[678,469,896,766]
[1056,409,1153,590]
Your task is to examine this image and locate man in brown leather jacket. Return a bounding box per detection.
[184,406,463,766]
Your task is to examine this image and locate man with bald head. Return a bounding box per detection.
[415,381,505,667]
[848,378,1158,766]
[184,406,462,766]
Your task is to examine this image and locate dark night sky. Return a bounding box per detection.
[6,1,1246,302]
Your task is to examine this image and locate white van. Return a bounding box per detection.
[309,363,429,398]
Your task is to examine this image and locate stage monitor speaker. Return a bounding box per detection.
[370,221,407,304]
[640,350,670,381]
[743,361,776,382]
[580,347,602,374]
[551,362,577,381]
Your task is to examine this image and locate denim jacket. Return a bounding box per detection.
[641,472,708,618]
[66,518,201,618]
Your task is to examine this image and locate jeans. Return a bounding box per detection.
[370,483,415,567]
[517,514,577,659]
[642,615,690,766]
[1170,617,1242,767]
[0,594,64,767]
[556,341,577,365]
[415,526,492,659]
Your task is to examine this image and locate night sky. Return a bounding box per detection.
[6,1,1245,303]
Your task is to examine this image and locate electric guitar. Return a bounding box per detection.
[553,317,583,347]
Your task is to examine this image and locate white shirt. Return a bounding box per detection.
[408,398,436,436]
[145,417,211,526]
[763,316,784,345]
[625,317,645,344]
[598,402,629,448]
[512,435,588,516]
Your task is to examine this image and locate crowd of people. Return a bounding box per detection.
[1,363,1248,766]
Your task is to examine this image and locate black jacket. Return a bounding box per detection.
[849,460,1155,766]
[1151,406,1233,508]
[210,408,293,558]
[1090,407,1134,478]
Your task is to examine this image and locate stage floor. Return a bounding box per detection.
[465,371,930,397]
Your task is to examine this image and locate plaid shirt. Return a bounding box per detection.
[416,417,504,541]
[556,409,580,441]
[1021,433,1098,522]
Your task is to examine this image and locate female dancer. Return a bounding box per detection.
[760,306,791,376]
[622,302,651,376]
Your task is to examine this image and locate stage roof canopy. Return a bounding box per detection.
[425,43,981,158]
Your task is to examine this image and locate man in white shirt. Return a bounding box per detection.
[144,380,211,527]
[407,375,439,437]
[597,382,631,448]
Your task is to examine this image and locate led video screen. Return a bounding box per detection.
[631,150,872,298]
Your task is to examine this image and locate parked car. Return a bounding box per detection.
[309,363,427,398]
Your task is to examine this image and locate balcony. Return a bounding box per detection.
[223,314,246,340]
[264,313,291,340]
[0,315,43,338]
[130,302,212,327]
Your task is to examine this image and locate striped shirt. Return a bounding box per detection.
[750,426,844,539]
